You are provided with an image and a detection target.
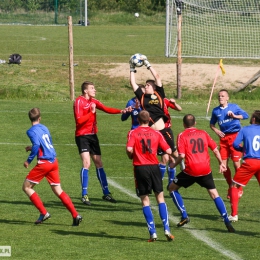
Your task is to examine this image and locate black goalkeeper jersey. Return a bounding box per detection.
[135,85,168,126]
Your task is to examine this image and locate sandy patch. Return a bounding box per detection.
[103,63,260,90]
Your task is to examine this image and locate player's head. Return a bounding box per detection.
[218,89,229,106]
[183,114,196,128]
[138,110,150,125]
[145,80,156,94]
[250,110,260,124]
[81,81,96,97]
[28,108,41,122]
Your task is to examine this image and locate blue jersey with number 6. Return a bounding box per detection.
[233,124,260,159]
[26,124,56,163]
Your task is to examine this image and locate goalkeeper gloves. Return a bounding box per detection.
[129,61,136,73]
[143,59,151,69]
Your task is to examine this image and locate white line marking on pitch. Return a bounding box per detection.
[108,178,243,260]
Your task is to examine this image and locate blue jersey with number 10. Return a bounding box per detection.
[233,124,260,159]
[210,103,249,133]
[26,123,56,164]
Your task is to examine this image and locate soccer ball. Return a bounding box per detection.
[130,53,145,67]
[134,13,139,18]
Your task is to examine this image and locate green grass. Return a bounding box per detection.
[0,100,260,259]
[0,20,260,259]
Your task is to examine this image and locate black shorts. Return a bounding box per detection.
[134,165,163,197]
[75,134,101,155]
[157,127,176,155]
[173,171,216,190]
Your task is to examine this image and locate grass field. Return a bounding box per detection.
[0,99,260,259]
[0,19,259,259]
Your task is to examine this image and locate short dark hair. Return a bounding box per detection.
[137,84,145,89]
[28,108,41,122]
[183,114,195,127]
[251,110,260,124]
[81,81,94,94]
[146,79,156,90]
[219,89,229,95]
[138,110,150,124]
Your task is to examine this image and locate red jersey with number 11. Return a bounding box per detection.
[177,127,217,177]
[127,126,170,166]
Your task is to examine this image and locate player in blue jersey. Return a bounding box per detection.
[23,108,82,226]
[121,84,145,129]
[210,89,249,199]
[228,110,260,222]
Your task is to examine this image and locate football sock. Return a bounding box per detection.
[142,206,156,235]
[29,192,47,215]
[170,191,188,219]
[159,163,167,179]
[96,167,110,195]
[59,191,78,218]
[214,196,229,223]
[168,167,176,185]
[158,202,170,232]
[223,166,232,186]
[80,168,89,196]
[230,187,239,216]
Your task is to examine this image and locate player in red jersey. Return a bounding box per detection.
[23,108,82,226]
[126,110,174,242]
[168,114,235,232]
[74,81,130,205]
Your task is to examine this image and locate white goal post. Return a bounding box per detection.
[165,0,260,59]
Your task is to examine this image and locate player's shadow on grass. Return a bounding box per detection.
[0,199,33,206]
[51,229,144,241]
[104,219,144,227]
[0,218,64,226]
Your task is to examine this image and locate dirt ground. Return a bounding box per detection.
[105,63,260,91]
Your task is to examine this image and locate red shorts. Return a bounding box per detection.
[233,158,260,186]
[220,133,242,162]
[26,159,60,185]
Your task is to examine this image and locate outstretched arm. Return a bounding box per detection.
[130,71,139,92]
[143,58,162,87]
[149,66,162,87]
[168,98,182,111]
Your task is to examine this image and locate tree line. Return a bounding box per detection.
[0,0,166,14]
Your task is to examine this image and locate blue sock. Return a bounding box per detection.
[214,196,229,223]
[158,202,170,232]
[96,167,110,195]
[143,206,156,235]
[80,168,89,196]
[170,190,188,219]
[168,167,176,185]
[159,164,167,179]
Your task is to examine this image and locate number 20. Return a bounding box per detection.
[190,138,204,153]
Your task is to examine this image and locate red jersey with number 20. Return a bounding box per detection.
[177,127,217,177]
[127,126,170,166]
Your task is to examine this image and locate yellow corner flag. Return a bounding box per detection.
[219,59,226,75]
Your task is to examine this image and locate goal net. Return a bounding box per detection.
[165,0,260,59]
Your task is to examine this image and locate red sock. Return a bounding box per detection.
[223,166,232,186]
[230,187,239,216]
[59,191,78,218]
[29,192,47,215]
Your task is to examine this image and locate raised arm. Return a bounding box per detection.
[129,58,139,92]
[142,57,162,87]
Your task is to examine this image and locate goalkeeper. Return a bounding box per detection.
[129,56,178,171]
